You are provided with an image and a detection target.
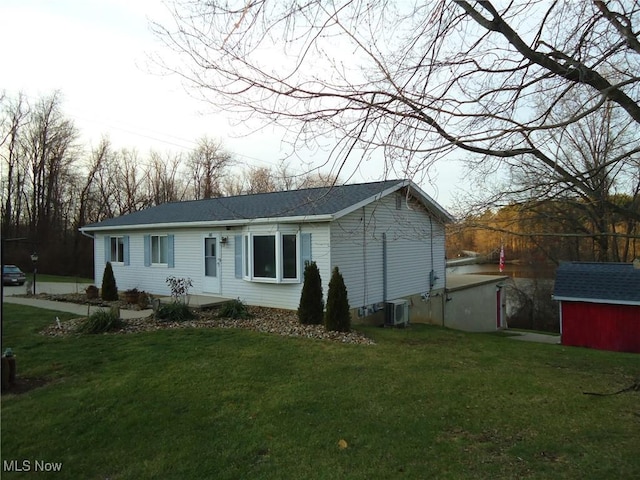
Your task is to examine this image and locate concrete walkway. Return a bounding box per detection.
[507,330,561,345]
[2,282,153,319]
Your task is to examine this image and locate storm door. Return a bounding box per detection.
[203,237,220,294]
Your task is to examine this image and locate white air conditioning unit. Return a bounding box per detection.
[385,299,409,327]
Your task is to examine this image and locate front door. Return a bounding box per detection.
[203,237,220,294]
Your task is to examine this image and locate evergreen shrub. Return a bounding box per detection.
[324,266,351,332]
[101,262,118,301]
[298,261,324,325]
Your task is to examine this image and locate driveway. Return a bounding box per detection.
[2,281,92,296]
[2,282,152,319]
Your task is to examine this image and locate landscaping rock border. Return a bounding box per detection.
[40,304,375,345]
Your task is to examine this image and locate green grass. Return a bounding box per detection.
[1,304,638,479]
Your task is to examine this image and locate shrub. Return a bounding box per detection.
[218,298,251,319]
[85,285,99,299]
[166,276,193,303]
[298,261,324,325]
[138,291,150,309]
[77,309,124,334]
[156,302,194,322]
[101,262,118,301]
[324,267,351,332]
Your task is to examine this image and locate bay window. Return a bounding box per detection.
[243,232,300,282]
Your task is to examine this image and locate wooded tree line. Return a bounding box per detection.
[0,92,337,278]
[447,197,640,265]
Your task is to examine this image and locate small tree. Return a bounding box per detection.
[101,262,118,301]
[298,261,324,325]
[324,266,350,332]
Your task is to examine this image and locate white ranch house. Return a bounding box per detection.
[80,180,454,324]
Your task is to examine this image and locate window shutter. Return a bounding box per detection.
[300,233,312,273]
[123,236,130,266]
[144,235,151,267]
[104,236,110,263]
[168,234,175,268]
[234,235,242,278]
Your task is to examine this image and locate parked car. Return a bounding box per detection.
[2,265,26,286]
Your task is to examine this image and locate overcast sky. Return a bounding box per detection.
[1,0,466,210]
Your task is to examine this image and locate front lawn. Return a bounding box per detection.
[1,304,638,479]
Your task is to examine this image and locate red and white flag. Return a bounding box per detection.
[499,245,505,273]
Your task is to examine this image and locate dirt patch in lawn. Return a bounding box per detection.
[2,376,52,396]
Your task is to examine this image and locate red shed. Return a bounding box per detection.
[553,262,640,353]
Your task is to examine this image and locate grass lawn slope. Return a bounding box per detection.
[1,304,638,479]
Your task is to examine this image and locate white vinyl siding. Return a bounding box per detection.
[330,192,446,308]
[94,224,331,309]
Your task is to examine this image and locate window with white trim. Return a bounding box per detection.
[151,235,169,265]
[243,232,300,283]
[110,236,125,263]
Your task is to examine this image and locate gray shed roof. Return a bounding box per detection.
[81,179,453,231]
[553,262,640,306]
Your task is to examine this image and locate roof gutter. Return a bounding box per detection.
[553,295,640,307]
[79,214,335,233]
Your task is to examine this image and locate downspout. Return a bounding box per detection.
[429,216,434,287]
[362,207,367,307]
[382,232,387,303]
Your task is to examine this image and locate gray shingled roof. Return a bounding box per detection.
[553,262,640,305]
[82,179,445,230]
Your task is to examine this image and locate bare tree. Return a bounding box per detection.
[185,136,232,199]
[22,92,79,240]
[145,150,186,205]
[153,0,640,225]
[0,93,29,237]
[243,165,278,194]
[477,95,640,262]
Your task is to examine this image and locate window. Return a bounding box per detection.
[151,235,168,264]
[282,234,297,279]
[253,235,276,278]
[110,236,125,263]
[144,234,174,268]
[244,235,249,277]
[241,232,301,282]
[104,235,129,265]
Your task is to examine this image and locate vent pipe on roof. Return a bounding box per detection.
[634,258,640,269]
